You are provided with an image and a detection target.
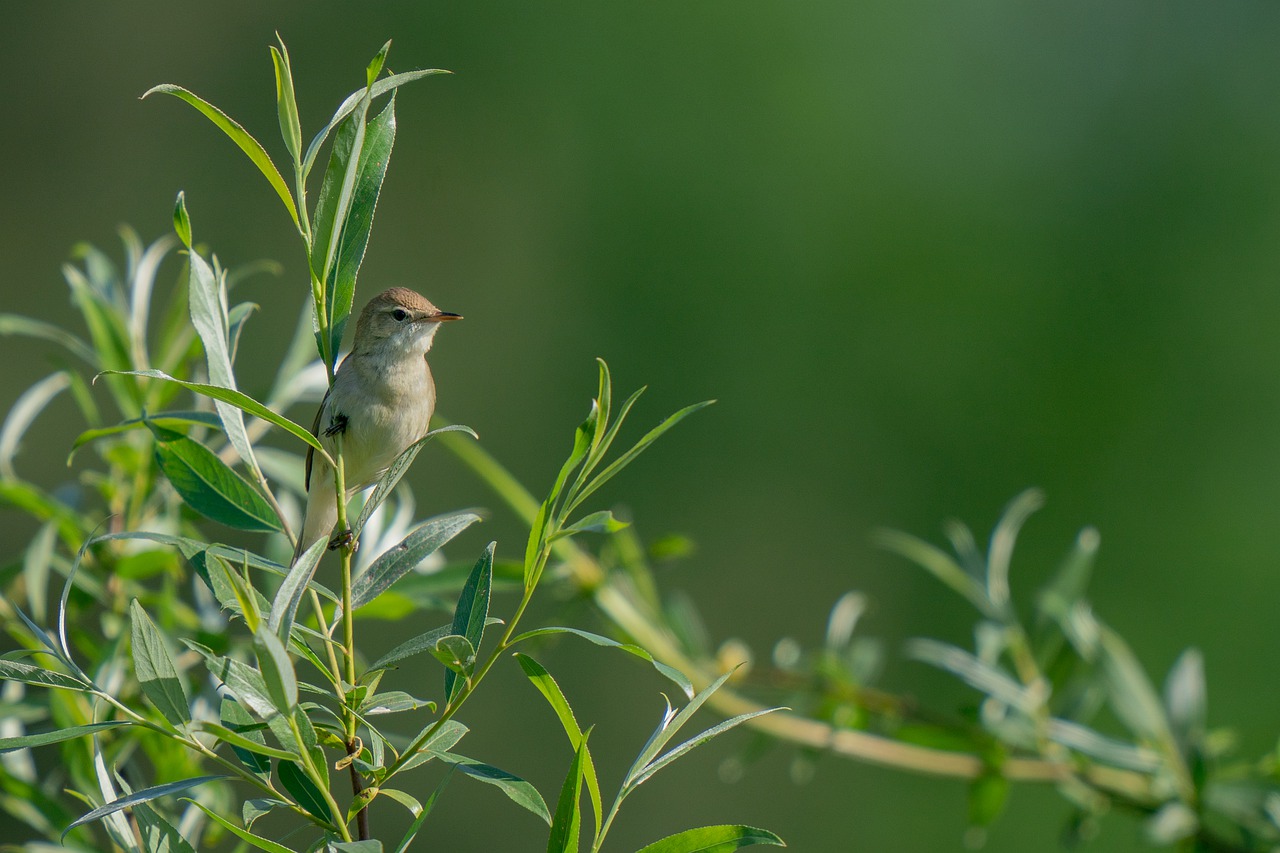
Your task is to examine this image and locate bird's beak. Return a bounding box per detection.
[429,311,463,322]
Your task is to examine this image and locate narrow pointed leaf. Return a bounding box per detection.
[0,372,70,480]
[312,95,398,361]
[142,84,298,225]
[515,654,602,838]
[353,425,478,541]
[0,659,87,691]
[102,369,333,465]
[133,800,197,853]
[549,510,629,541]
[254,628,298,714]
[150,426,280,532]
[365,620,497,676]
[129,600,191,726]
[512,627,692,699]
[0,721,128,753]
[62,775,226,838]
[197,721,297,762]
[173,191,193,248]
[184,799,299,853]
[547,730,591,853]
[349,511,481,611]
[70,410,223,460]
[277,759,334,823]
[268,538,327,642]
[570,400,714,514]
[270,41,303,162]
[634,825,786,853]
[434,751,551,825]
[392,770,452,853]
[625,671,734,787]
[445,543,493,701]
[301,69,449,180]
[0,313,96,365]
[627,707,782,791]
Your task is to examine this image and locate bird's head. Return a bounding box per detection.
[351,287,461,357]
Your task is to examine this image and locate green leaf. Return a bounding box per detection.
[270,39,303,163]
[515,654,602,839]
[431,635,476,680]
[142,84,299,225]
[968,771,1010,829]
[0,658,87,691]
[434,751,551,825]
[624,670,742,791]
[1165,647,1206,753]
[367,40,391,88]
[353,425,478,543]
[549,510,629,541]
[985,488,1043,614]
[68,410,223,463]
[365,622,458,675]
[359,690,435,716]
[150,426,281,532]
[0,313,96,365]
[391,770,452,853]
[875,528,999,619]
[244,797,290,829]
[625,705,780,792]
[173,191,192,249]
[186,641,276,719]
[906,638,1035,713]
[277,759,334,824]
[219,696,276,775]
[63,775,226,838]
[1037,526,1100,626]
[0,721,128,753]
[0,371,70,480]
[313,96,399,361]
[634,825,786,853]
[511,627,693,699]
[254,628,298,714]
[129,599,191,726]
[568,399,714,515]
[197,720,297,763]
[268,538,326,643]
[547,729,591,853]
[301,69,449,181]
[349,511,482,611]
[102,369,334,466]
[133,799,197,853]
[445,543,494,702]
[184,239,261,479]
[184,798,300,853]
[331,842,382,853]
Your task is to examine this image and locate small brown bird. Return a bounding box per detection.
[294,287,461,561]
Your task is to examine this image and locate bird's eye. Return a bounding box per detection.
[391,308,408,322]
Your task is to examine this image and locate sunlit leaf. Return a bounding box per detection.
[512,627,692,699]
[634,825,786,853]
[184,798,299,853]
[270,38,303,163]
[353,424,478,543]
[142,84,299,225]
[546,730,591,853]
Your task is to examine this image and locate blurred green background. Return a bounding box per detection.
[5,2,1280,850]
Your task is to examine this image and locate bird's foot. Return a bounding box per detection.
[327,529,355,551]
[324,412,349,437]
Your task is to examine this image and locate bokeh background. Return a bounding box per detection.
[4,2,1280,850]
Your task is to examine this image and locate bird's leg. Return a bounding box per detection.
[328,528,355,551]
[324,412,349,437]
